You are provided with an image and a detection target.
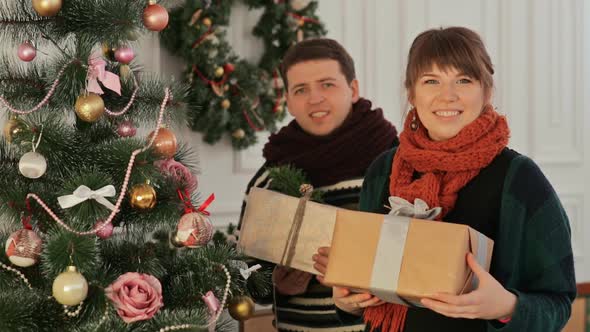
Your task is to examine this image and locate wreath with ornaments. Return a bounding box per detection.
[160,0,326,150]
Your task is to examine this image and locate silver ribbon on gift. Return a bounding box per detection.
[387,196,442,220]
[58,185,116,211]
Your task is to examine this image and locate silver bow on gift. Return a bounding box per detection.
[58,185,116,211]
[387,196,442,220]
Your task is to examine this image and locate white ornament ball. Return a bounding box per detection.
[19,151,47,179]
[5,229,42,267]
[52,266,88,306]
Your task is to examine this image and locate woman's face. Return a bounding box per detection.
[410,64,490,141]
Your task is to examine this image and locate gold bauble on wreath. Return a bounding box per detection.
[232,129,245,139]
[228,296,255,321]
[32,0,62,17]
[3,117,25,143]
[214,66,224,78]
[129,183,157,211]
[202,17,212,28]
[221,99,231,110]
[75,93,105,123]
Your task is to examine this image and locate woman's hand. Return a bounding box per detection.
[313,247,384,315]
[312,246,330,283]
[332,286,385,315]
[420,253,517,320]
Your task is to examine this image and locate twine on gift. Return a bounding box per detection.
[280,184,314,266]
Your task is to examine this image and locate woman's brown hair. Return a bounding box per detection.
[405,27,494,101]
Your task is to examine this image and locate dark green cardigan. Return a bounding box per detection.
[356,148,576,332]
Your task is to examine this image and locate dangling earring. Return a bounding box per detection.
[410,109,419,131]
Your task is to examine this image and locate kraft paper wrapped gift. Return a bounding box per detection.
[237,187,338,275]
[323,209,494,306]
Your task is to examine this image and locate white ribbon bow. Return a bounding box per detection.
[58,185,117,211]
[387,196,442,220]
[240,264,262,280]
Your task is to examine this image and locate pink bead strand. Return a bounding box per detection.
[104,79,140,116]
[26,88,172,236]
[157,264,231,332]
[0,61,73,115]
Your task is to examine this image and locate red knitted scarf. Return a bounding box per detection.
[363,106,510,332]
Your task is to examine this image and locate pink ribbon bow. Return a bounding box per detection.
[87,54,121,95]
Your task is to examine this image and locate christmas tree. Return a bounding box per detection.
[0,1,269,331]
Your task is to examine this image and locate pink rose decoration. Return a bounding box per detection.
[154,159,198,192]
[105,272,164,323]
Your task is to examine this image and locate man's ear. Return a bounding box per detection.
[350,79,360,103]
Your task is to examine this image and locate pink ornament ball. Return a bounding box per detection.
[114,46,135,64]
[94,220,114,239]
[17,42,37,62]
[117,120,137,137]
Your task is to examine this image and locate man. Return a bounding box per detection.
[239,38,398,331]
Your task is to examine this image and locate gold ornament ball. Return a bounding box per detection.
[32,0,62,17]
[129,183,157,211]
[276,104,284,114]
[202,17,212,27]
[120,65,132,81]
[228,296,255,321]
[52,266,88,306]
[75,93,105,123]
[3,118,25,143]
[101,43,115,60]
[214,66,224,78]
[232,129,245,139]
[221,99,231,110]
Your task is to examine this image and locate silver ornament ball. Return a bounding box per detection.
[19,151,47,179]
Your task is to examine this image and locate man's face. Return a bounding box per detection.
[285,59,359,136]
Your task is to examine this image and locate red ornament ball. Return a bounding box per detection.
[5,229,42,267]
[173,212,213,248]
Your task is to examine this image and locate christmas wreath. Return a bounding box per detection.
[161,0,326,149]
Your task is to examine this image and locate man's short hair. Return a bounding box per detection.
[280,38,356,90]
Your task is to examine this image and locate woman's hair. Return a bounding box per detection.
[405,27,494,101]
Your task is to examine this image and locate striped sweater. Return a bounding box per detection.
[238,163,366,332]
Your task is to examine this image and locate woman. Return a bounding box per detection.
[313,27,576,332]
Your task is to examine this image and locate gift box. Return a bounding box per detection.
[237,187,338,275]
[323,209,494,306]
